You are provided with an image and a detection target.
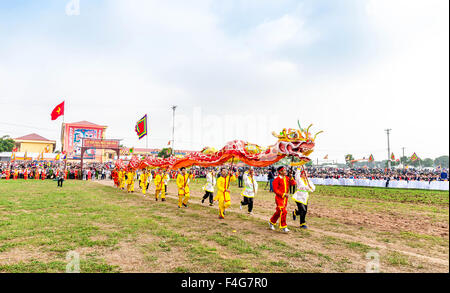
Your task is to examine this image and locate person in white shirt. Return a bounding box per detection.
[292,167,315,229]
[202,168,216,206]
[240,168,258,215]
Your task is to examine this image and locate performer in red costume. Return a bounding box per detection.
[269,166,296,233]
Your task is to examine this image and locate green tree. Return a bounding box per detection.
[345,154,354,168]
[158,147,173,158]
[434,155,449,168]
[0,135,15,152]
[422,158,434,167]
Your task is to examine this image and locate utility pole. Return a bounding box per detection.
[385,129,392,169]
[171,105,177,156]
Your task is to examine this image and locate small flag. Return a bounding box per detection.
[391,153,395,161]
[24,152,27,160]
[410,152,419,162]
[168,141,171,146]
[62,153,67,160]
[368,154,374,162]
[323,154,328,160]
[51,101,65,121]
[55,154,60,161]
[135,114,148,140]
[129,147,134,154]
[11,152,16,162]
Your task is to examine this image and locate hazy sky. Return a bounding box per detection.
[0,0,448,162]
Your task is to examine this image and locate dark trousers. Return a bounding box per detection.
[57,178,64,187]
[269,179,274,192]
[241,196,254,213]
[294,202,308,225]
[290,184,296,194]
[202,191,214,204]
[238,177,243,188]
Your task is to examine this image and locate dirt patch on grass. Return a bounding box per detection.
[0,247,56,265]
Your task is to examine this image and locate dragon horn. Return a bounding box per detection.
[297,120,302,131]
[313,130,324,140]
[306,124,313,136]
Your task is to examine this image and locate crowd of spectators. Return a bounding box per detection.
[0,161,114,180]
[1,160,447,183]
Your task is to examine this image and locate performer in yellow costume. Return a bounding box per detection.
[154,169,167,201]
[126,170,135,193]
[140,169,149,195]
[118,170,125,190]
[215,168,236,219]
[176,167,192,208]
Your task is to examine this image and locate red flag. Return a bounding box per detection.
[51,101,64,120]
[135,114,148,139]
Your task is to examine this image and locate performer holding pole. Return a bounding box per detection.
[126,169,136,193]
[201,168,216,206]
[215,165,236,219]
[140,169,149,196]
[155,169,167,201]
[240,167,258,215]
[269,166,295,233]
[177,167,191,208]
[292,166,315,229]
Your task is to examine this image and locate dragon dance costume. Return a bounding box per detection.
[154,171,168,201]
[126,171,136,193]
[240,171,258,214]
[202,171,216,205]
[176,171,192,207]
[215,174,236,219]
[269,167,296,231]
[292,169,315,229]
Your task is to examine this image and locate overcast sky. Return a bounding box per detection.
[0,0,448,162]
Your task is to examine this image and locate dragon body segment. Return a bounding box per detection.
[116,123,321,171]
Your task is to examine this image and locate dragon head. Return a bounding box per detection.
[272,121,323,164]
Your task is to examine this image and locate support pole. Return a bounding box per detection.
[385,129,392,169]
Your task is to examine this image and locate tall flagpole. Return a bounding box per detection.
[171,105,177,156]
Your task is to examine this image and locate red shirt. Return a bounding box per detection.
[272,175,296,198]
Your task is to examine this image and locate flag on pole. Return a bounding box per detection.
[368,154,374,162]
[11,152,16,162]
[323,154,328,160]
[135,114,148,139]
[410,152,419,161]
[168,141,171,146]
[51,101,65,121]
[391,153,395,161]
[24,152,27,160]
[55,153,60,161]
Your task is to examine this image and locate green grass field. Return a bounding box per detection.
[0,179,448,273]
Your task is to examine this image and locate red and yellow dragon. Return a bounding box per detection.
[116,122,322,171]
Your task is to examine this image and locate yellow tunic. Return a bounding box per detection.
[215,175,236,218]
[176,173,192,207]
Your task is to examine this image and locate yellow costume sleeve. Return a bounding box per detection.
[176,174,184,189]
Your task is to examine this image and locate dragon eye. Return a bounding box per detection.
[288,132,298,139]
